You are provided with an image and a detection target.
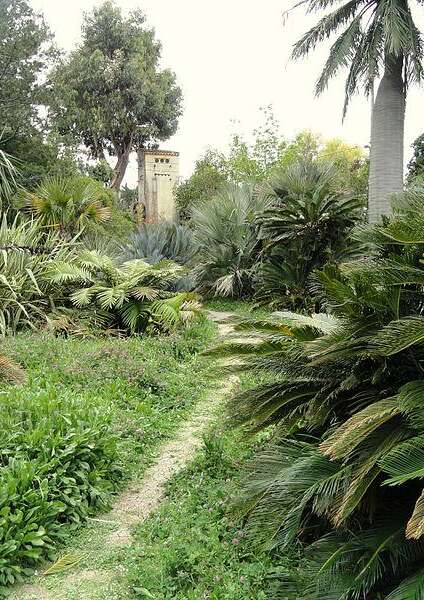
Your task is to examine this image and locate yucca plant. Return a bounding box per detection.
[210,186,424,598]
[0,147,18,210]
[24,176,111,238]
[48,249,202,334]
[255,160,364,310]
[191,183,268,298]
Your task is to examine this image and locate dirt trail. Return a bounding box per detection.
[13,312,238,600]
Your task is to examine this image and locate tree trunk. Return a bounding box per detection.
[368,55,405,223]
[110,147,131,192]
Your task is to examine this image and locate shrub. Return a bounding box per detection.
[119,222,193,265]
[0,388,122,586]
[211,188,424,598]
[0,213,79,334]
[255,160,364,309]
[49,250,203,334]
[191,184,267,298]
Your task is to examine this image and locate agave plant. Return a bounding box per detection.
[255,160,364,309]
[210,187,424,598]
[48,250,202,334]
[24,176,111,238]
[191,183,268,298]
[119,222,193,265]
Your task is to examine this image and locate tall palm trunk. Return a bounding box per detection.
[368,55,405,223]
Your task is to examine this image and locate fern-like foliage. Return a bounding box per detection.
[213,188,424,598]
[255,160,364,310]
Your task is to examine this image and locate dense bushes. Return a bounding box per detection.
[212,189,424,598]
[188,160,362,305]
[0,388,121,586]
[0,214,78,334]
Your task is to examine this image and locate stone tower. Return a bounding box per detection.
[137,149,180,223]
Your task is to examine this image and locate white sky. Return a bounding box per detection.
[31,0,424,184]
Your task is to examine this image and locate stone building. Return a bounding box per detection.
[137,149,180,223]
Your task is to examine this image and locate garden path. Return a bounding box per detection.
[13,311,238,600]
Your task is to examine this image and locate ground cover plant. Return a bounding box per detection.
[0,319,214,592]
[210,188,424,598]
[127,429,285,600]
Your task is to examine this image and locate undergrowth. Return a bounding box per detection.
[126,425,296,599]
[0,320,214,591]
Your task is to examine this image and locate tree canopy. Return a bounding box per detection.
[49,1,183,191]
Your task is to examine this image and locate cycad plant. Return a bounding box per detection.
[255,160,363,309]
[288,0,424,222]
[191,183,267,298]
[48,250,202,334]
[210,186,424,598]
[24,176,112,237]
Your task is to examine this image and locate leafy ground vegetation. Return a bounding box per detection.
[0,321,214,591]
[127,429,279,600]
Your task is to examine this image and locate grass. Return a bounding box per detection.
[204,298,271,318]
[1,319,216,594]
[2,321,215,480]
[125,426,296,599]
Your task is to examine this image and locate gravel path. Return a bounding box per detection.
[13,312,238,600]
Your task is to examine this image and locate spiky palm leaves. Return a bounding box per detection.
[288,0,423,113]
[255,161,363,309]
[191,184,268,298]
[0,147,17,209]
[211,189,424,598]
[25,176,111,237]
[0,213,79,334]
[48,250,202,334]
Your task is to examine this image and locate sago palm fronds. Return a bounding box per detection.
[255,160,364,310]
[215,188,424,598]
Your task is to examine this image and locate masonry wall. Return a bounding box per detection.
[144,152,179,222]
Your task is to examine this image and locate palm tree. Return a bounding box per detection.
[288,0,424,223]
[191,183,268,298]
[25,176,111,238]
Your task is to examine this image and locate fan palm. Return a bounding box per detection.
[25,176,111,238]
[210,187,424,597]
[119,222,193,265]
[256,160,364,309]
[288,0,424,223]
[48,250,202,334]
[191,183,268,298]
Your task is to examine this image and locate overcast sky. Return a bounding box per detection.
[31,0,424,184]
